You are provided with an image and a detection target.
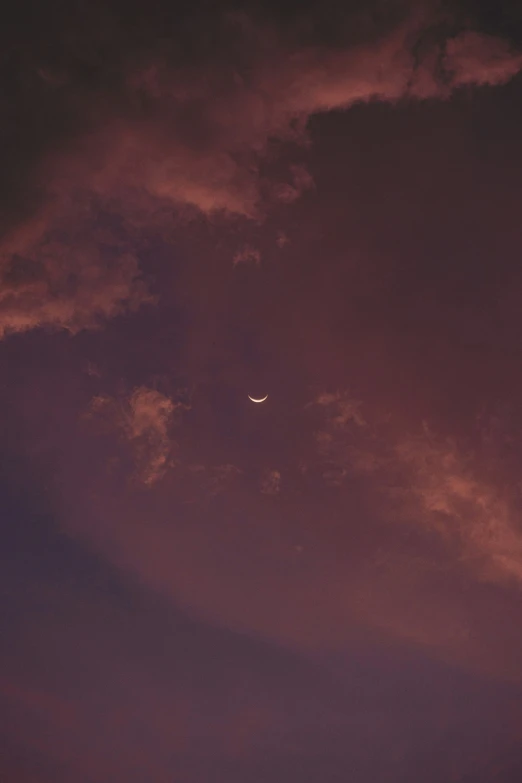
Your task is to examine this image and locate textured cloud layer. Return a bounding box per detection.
[88,387,185,485]
[97,21,522,217]
[0,196,151,338]
[1,5,521,337]
[313,392,522,588]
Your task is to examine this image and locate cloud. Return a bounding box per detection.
[0,195,151,338]
[314,391,366,428]
[88,387,185,485]
[1,8,521,338]
[393,430,522,584]
[311,392,369,483]
[118,18,522,218]
[183,463,243,500]
[312,392,522,587]
[233,245,262,266]
[260,469,281,495]
[272,165,314,204]
[32,370,522,682]
[444,30,522,88]
[207,464,243,496]
[275,230,289,248]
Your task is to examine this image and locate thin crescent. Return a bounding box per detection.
[248,394,268,403]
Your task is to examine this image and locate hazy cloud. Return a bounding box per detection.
[120,19,522,219]
[1,9,521,338]
[233,245,262,266]
[272,165,315,204]
[312,394,522,587]
[208,464,243,496]
[0,196,151,338]
[275,230,289,248]
[393,431,522,585]
[444,30,522,88]
[89,387,184,485]
[260,468,281,495]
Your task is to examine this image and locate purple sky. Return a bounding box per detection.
[3,1,522,780]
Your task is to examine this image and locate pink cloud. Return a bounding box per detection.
[0,193,151,338]
[2,10,521,339]
[312,393,522,588]
[232,244,262,266]
[88,386,186,486]
[444,31,522,88]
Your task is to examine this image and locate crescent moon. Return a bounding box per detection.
[248,394,268,403]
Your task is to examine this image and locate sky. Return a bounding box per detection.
[4,0,522,780]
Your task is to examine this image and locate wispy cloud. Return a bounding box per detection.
[233,245,261,266]
[88,387,187,486]
[260,468,281,495]
[0,196,151,338]
[2,7,522,338]
[312,391,522,586]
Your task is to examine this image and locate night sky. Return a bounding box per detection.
[4,1,522,780]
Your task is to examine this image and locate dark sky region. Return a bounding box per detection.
[4,0,522,780]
